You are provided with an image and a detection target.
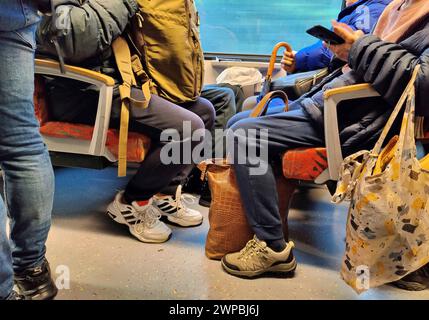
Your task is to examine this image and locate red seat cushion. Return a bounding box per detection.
[282,147,328,181]
[34,76,49,126]
[40,122,151,163]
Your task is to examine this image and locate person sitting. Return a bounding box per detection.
[221,0,429,291]
[282,0,391,74]
[36,0,216,243]
[242,0,391,110]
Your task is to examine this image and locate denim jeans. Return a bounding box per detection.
[0,1,55,299]
[228,102,323,242]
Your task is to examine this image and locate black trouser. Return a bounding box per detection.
[123,94,215,202]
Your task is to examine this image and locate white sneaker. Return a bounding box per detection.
[106,191,172,243]
[153,185,203,227]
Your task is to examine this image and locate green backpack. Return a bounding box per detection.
[127,0,204,104]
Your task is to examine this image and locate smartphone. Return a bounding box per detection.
[306,25,345,45]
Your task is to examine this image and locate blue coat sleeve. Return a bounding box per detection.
[294,41,333,72]
[343,0,391,34]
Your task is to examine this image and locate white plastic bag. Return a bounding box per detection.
[216,67,263,86]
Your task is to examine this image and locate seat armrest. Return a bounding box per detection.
[35,58,115,157]
[323,84,380,180]
[35,59,115,86]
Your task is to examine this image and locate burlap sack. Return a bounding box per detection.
[198,159,295,260]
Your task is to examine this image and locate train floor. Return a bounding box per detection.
[7,166,429,299]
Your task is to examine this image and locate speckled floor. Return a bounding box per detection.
[38,167,429,300]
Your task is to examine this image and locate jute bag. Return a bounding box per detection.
[198,91,294,260]
[198,160,295,260]
[333,66,429,293]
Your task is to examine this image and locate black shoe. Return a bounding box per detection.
[198,177,212,208]
[4,291,24,300]
[182,168,203,195]
[391,263,429,291]
[14,259,58,300]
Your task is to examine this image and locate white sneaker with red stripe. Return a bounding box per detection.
[153,185,203,227]
[107,191,172,243]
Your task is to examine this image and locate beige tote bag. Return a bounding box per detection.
[333,66,429,293]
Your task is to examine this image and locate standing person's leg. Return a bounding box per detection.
[0,198,13,300]
[0,14,56,299]
[221,106,324,278]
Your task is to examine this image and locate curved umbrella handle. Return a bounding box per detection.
[266,42,293,79]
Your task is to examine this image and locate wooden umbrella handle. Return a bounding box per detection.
[267,42,293,79]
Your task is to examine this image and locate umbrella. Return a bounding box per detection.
[258,42,292,99]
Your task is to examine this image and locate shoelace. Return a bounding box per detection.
[173,185,197,217]
[134,205,161,233]
[238,238,267,261]
[6,291,24,300]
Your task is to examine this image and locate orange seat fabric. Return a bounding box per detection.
[40,122,151,163]
[282,147,328,181]
[34,76,49,126]
[34,75,151,163]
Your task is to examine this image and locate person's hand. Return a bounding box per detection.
[281,50,296,74]
[324,20,364,62]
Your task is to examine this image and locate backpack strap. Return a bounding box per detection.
[112,36,151,177]
[131,54,153,101]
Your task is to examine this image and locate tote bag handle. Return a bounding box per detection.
[372,65,421,155]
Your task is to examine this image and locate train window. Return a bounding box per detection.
[196,0,341,55]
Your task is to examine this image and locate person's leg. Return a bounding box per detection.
[201,85,236,157]
[202,85,236,129]
[0,197,13,299]
[229,107,323,245]
[107,96,214,237]
[124,95,215,202]
[227,99,298,129]
[242,95,258,111]
[158,97,215,195]
[221,105,324,278]
[0,22,55,298]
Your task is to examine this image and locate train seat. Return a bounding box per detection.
[34,59,151,167]
[281,84,427,187]
[282,147,327,181]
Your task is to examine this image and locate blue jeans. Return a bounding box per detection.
[0,1,55,299]
[227,99,298,128]
[227,101,323,242]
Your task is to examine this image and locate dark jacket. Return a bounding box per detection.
[300,16,429,155]
[34,0,51,12]
[295,0,391,72]
[36,0,138,63]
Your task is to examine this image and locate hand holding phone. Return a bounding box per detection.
[306,25,345,45]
